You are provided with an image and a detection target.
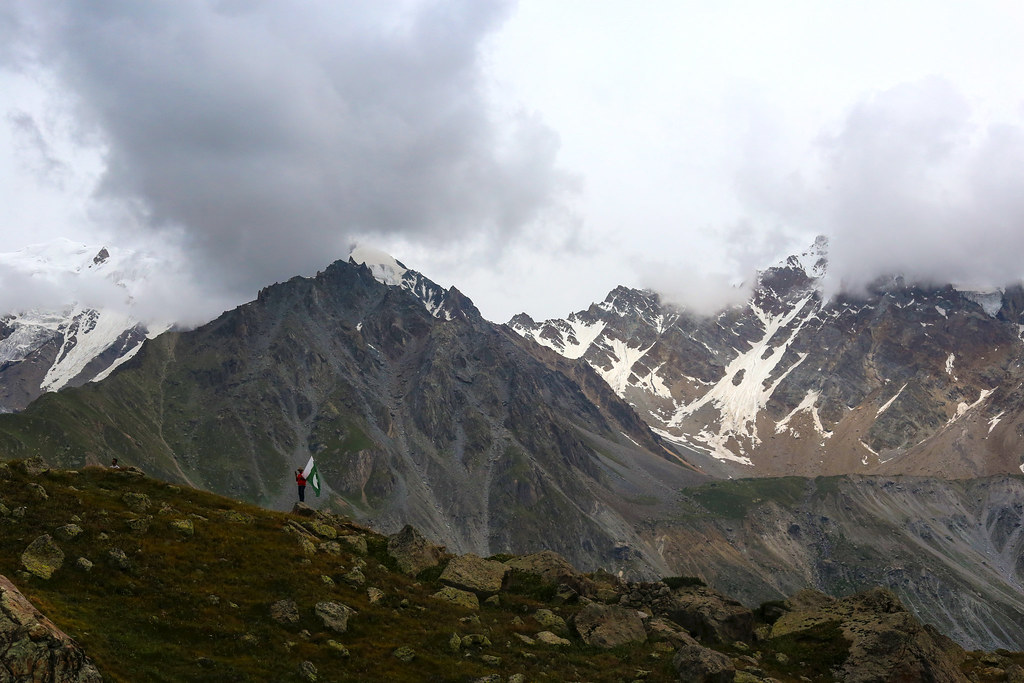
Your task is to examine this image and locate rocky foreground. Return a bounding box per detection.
[0,458,1021,682]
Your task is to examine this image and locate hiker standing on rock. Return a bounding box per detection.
[295,469,306,502]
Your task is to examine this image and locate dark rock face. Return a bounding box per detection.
[0,574,102,682]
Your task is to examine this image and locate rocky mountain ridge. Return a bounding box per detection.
[510,237,1024,479]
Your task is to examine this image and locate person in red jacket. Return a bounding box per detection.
[295,469,306,502]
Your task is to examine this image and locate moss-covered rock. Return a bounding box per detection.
[20,534,64,579]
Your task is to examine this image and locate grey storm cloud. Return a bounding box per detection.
[5,0,569,298]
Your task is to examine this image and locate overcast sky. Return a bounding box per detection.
[2,1,1023,324]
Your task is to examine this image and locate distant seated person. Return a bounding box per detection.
[110,458,120,469]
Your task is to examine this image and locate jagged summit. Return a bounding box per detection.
[348,244,478,321]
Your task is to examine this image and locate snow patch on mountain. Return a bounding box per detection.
[959,289,1003,317]
[877,383,908,416]
[775,390,832,438]
[511,316,607,360]
[670,297,816,446]
[596,339,654,394]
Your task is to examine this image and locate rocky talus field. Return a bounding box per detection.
[0,457,1021,682]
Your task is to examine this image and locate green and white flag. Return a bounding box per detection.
[302,456,321,497]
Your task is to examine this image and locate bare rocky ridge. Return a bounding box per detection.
[510,237,1024,479]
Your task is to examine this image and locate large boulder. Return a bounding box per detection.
[662,586,754,644]
[314,601,355,633]
[503,550,595,596]
[572,603,647,648]
[439,554,508,594]
[0,574,102,681]
[431,586,480,610]
[21,535,65,580]
[672,643,735,682]
[386,525,447,576]
[771,587,967,683]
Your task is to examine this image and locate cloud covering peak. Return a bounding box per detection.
[4,0,570,307]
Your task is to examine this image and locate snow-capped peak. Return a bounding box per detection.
[348,246,408,287]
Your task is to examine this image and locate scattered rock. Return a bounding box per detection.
[27,482,48,500]
[534,631,571,647]
[514,633,535,645]
[484,595,500,607]
[306,521,337,539]
[270,599,300,625]
[126,516,151,533]
[319,541,342,555]
[432,586,480,610]
[461,633,491,647]
[122,492,152,513]
[298,659,318,681]
[386,525,447,575]
[326,640,350,657]
[392,646,415,663]
[20,456,49,476]
[54,524,83,541]
[216,509,255,525]
[315,601,355,633]
[572,603,647,648]
[367,587,384,604]
[298,538,317,556]
[107,548,131,571]
[342,568,366,587]
[480,654,501,667]
[75,557,93,572]
[533,609,568,634]
[171,519,194,536]
[440,554,508,594]
[672,642,736,682]
[339,534,368,555]
[21,534,65,579]
[0,574,102,681]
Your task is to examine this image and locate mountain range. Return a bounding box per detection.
[0,239,1023,650]
[511,236,1024,480]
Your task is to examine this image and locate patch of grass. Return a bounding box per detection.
[0,460,701,682]
[685,477,808,518]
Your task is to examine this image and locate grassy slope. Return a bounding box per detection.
[1,462,1019,682]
